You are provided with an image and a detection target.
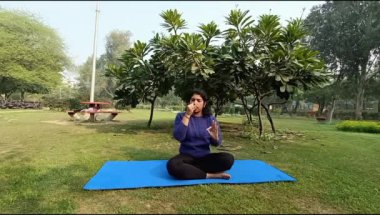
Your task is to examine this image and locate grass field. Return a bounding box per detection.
[0,109,379,213]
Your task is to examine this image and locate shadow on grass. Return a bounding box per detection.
[120,145,174,160]
[80,119,245,136]
[0,163,93,214]
[80,119,174,135]
[78,119,249,156]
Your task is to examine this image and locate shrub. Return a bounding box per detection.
[41,96,85,111]
[67,98,82,110]
[41,95,66,111]
[336,120,380,134]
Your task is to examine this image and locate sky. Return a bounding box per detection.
[0,1,323,81]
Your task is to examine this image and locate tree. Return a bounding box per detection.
[158,10,235,117]
[101,30,133,99]
[366,75,380,112]
[304,1,380,120]
[75,56,94,101]
[156,8,328,135]
[0,9,70,100]
[76,30,132,102]
[108,8,329,134]
[105,30,132,66]
[107,40,174,127]
[216,10,329,135]
[303,85,335,115]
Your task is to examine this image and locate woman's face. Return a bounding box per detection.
[190,93,205,114]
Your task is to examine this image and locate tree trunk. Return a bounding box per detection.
[318,100,325,116]
[214,98,222,118]
[20,91,25,101]
[327,98,336,123]
[280,103,288,115]
[355,87,365,120]
[257,98,263,137]
[5,92,12,101]
[261,103,275,134]
[292,100,300,114]
[355,63,368,120]
[240,96,252,124]
[147,96,157,128]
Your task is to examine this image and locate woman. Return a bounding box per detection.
[167,89,234,180]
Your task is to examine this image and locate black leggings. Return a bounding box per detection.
[166,152,235,180]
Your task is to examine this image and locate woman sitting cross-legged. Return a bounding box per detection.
[166,89,235,180]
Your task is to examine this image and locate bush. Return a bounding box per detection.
[67,98,82,110]
[336,120,380,134]
[41,95,66,111]
[41,96,85,111]
[171,105,185,111]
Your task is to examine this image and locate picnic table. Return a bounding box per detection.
[67,101,121,122]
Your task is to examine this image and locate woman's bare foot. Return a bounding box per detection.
[206,172,231,179]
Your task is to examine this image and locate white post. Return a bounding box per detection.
[90,1,100,102]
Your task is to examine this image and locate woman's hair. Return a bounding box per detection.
[188,88,212,116]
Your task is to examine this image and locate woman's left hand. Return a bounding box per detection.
[207,120,219,141]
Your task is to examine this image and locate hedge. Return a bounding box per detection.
[336,120,380,134]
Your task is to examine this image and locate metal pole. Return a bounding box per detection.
[90,1,100,102]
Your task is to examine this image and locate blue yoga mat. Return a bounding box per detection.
[84,160,296,190]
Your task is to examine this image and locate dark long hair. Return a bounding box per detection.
[187,88,212,116]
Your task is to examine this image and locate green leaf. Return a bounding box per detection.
[286,84,293,92]
[204,68,215,74]
[282,76,290,82]
[191,63,198,72]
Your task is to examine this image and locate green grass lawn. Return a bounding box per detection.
[0,109,379,213]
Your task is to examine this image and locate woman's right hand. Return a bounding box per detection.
[186,102,195,116]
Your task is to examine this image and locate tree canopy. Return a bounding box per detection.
[108,8,329,134]
[304,1,380,120]
[0,9,70,100]
[75,30,132,101]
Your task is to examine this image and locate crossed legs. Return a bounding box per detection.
[166,152,235,180]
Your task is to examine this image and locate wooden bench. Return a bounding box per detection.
[67,109,121,121]
[316,116,327,122]
[84,110,121,121]
[307,110,317,118]
[316,109,329,123]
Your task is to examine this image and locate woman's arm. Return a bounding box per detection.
[208,116,222,146]
[173,113,188,142]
